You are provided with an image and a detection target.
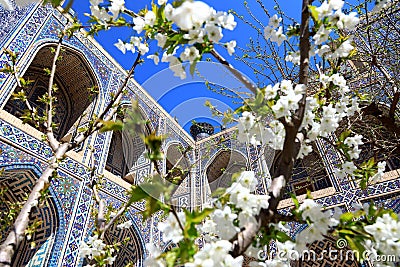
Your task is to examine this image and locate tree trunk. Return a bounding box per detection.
[231,0,311,257]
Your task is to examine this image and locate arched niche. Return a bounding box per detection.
[4,44,99,139]
[351,105,400,173]
[0,168,60,266]
[103,216,145,267]
[165,142,191,184]
[105,105,151,183]
[205,150,247,192]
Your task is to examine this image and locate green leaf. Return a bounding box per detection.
[339,130,351,142]
[344,236,365,260]
[340,212,354,223]
[356,177,366,189]
[186,208,213,224]
[275,231,292,243]
[43,68,51,75]
[168,33,182,42]
[165,250,178,267]
[338,229,354,235]
[189,60,198,76]
[99,120,123,133]
[143,197,164,220]
[308,5,320,22]
[126,186,148,206]
[290,193,300,209]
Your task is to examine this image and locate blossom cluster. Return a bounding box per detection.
[264,14,287,46]
[80,234,116,266]
[364,213,400,261]
[105,0,237,79]
[147,171,265,267]
[295,199,339,251]
[90,0,125,22]
[284,0,360,65]
[236,74,358,156]
[143,243,166,267]
[157,1,237,79]
[311,0,359,59]
[237,80,304,149]
[247,199,341,266]
[185,240,243,267]
[205,171,269,238]
[192,171,268,266]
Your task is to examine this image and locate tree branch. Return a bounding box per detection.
[46,37,63,152]
[211,49,258,95]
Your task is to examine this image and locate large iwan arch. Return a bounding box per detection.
[4,43,99,139]
[0,167,62,266]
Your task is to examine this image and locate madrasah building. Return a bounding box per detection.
[0,1,399,267]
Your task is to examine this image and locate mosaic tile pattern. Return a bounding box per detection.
[1,3,400,267]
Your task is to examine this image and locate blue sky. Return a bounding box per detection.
[68,0,302,134]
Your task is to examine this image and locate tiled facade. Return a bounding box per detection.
[0,2,399,267]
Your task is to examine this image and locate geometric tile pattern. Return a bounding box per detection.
[0,3,399,267]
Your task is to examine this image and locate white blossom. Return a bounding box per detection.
[144,243,165,267]
[158,212,185,243]
[114,39,127,54]
[109,0,124,19]
[268,14,282,28]
[155,33,167,48]
[133,16,145,34]
[217,12,237,30]
[226,40,236,55]
[313,25,330,45]
[116,220,132,229]
[270,26,287,46]
[264,26,275,40]
[285,51,300,65]
[316,44,331,57]
[206,24,223,42]
[162,53,186,79]
[236,171,257,191]
[315,1,332,19]
[342,161,357,175]
[183,29,205,44]
[90,5,112,22]
[336,12,359,30]
[211,206,239,239]
[180,46,200,63]
[147,54,159,65]
[332,39,354,59]
[137,42,149,55]
[329,0,344,10]
[171,1,211,30]
[371,161,386,183]
[144,10,156,26]
[298,139,312,159]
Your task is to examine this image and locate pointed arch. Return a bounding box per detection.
[0,165,63,266]
[103,215,146,267]
[105,104,152,183]
[4,43,99,139]
[164,141,191,184]
[205,149,247,192]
